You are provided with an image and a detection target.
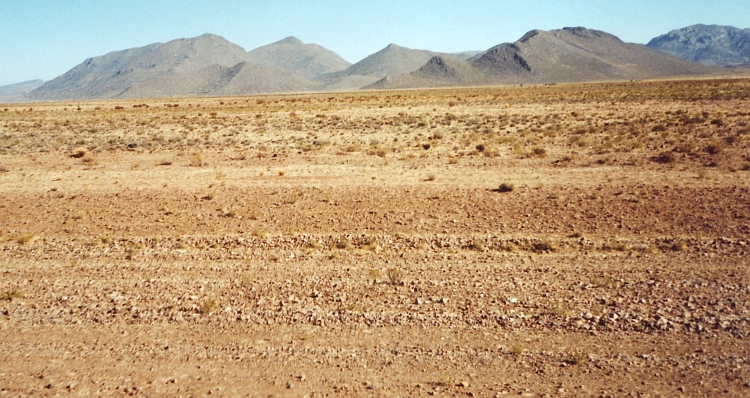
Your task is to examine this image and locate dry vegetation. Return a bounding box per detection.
[1,78,749,396]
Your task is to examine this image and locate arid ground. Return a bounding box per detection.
[1,79,750,397]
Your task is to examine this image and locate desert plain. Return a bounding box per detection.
[1,78,750,397]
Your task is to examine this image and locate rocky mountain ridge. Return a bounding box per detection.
[647,24,750,66]
[367,27,721,90]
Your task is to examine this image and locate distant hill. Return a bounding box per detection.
[30,34,253,100]
[316,44,478,90]
[246,36,351,80]
[0,80,45,102]
[367,27,722,89]
[29,34,316,100]
[647,24,750,66]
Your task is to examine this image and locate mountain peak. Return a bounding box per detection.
[192,33,229,42]
[275,36,304,45]
[246,36,350,80]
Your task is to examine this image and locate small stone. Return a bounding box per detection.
[45,383,53,389]
[287,382,294,389]
[460,381,470,388]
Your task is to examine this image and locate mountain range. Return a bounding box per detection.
[2,25,748,102]
[367,27,719,90]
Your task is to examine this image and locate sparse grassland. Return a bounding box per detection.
[0,78,748,396]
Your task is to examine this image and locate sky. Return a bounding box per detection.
[1,0,749,86]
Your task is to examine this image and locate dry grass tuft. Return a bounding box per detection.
[568,348,589,365]
[70,147,88,158]
[386,268,405,286]
[1,289,23,301]
[199,298,218,314]
[16,234,38,245]
[189,152,204,167]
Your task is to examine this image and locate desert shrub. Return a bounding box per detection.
[1,289,22,301]
[222,208,237,218]
[16,234,38,245]
[335,237,351,249]
[199,298,218,314]
[657,240,687,252]
[670,241,687,252]
[592,275,615,288]
[531,239,556,253]
[651,151,676,164]
[531,147,547,157]
[305,240,321,250]
[568,348,588,365]
[70,147,87,158]
[362,238,378,251]
[386,268,404,286]
[189,152,204,166]
[602,240,627,252]
[497,183,514,192]
[344,143,361,153]
[548,301,572,317]
[704,143,722,155]
[469,238,486,251]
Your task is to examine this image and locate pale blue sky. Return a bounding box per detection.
[1,0,748,86]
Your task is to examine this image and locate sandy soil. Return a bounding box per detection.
[1,79,750,396]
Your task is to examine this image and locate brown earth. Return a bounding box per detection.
[1,78,750,397]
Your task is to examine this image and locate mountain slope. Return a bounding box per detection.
[479,27,715,82]
[316,44,475,90]
[246,36,350,79]
[367,27,721,89]
[27,34,318,100]
[647,24,750,66]
[0,80,45,102]
[30,34,254,100]
[117,61,314,98]
[368,55,485,89]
